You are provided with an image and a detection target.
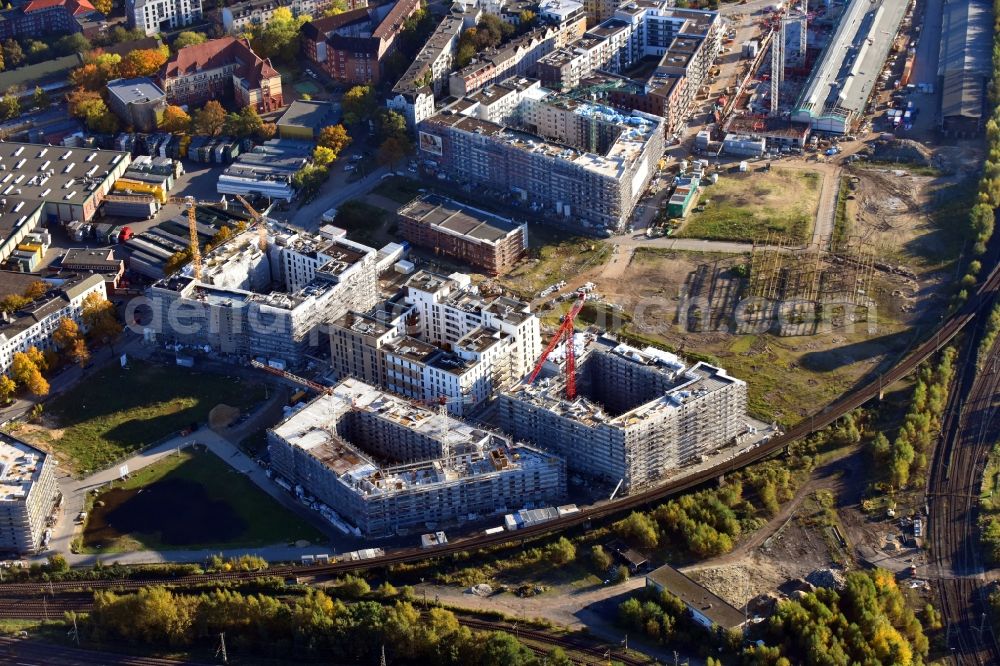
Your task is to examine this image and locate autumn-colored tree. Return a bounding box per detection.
[318,124,351,154]
[249,7,309,63]
[3,40,23,68]
[25,346,47,372]
[92,0,112,14]
[192,100,226,136]
[118,48,168,79]
[224,105,264,138]
[312,145,336,166]
[0,93,18,121]
[0,46,6,73]
[341,85,375,124]
[24,280,47,301]
[82,292,122,343]
[258,122,277,140]
[73,96,120,134]
[67,89,102,116]
[0,375,14,403]
[53,317,81,352]
[70,338,90,367]
[376,135,410,168]
[10,351,48,396]
[32,86,49,109]
[159,105,191,133]
[0,294,28,313]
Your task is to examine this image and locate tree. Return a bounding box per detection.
[70,338,90,367]
[342,85,376,125]
[591,544,613,573]
[55,33,91,56]
[291,163,329,198]
[92,0,112,14]
[518,10,537,27]
[545,536,576,565]
[47,554,70,574]
[82,291,122,343]
[24,280,47,301]
[10,351,48,396]
[376,135,410,169]
[53,317,81,353]
[173,31,208,50]
[376,109,408,142]
[322,0,347,15]
[340,574,370,598]
[312,145,336,166]
[118,48,168,79]
[32,85,49,109]
[0,375,14,403]
[318,124,351,153]
[159,105,191,133]
[0,93,18,121]
[546,647,573,666]
[258,122,277,140]
[613,565,630,584]
[73,96,119,134]
[193,100,227,136]
[3,39,22,68]
[224,105,264,138]
[0,294,28,313]
[249,7,309,63]
[614,511,659,549]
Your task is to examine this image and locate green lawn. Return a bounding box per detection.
[676,168,821,244]
[82,448,323,553]
[24,362,266,475]
[372,175,423,204]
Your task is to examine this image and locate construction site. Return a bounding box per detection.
[495,333,752,492]
[267,378,567,538]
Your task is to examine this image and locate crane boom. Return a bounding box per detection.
[185,199,201,280]
[249,359,332,394]
[234,194,268,252]
[526,293,586,394]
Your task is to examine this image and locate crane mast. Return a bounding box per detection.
[526,292,586,399]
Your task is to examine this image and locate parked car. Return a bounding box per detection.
[322,208,338,222]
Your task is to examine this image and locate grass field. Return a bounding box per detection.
[82,448,322,553]
[497,228,610,301]
[676,168,821,244]
[22,362,266,475]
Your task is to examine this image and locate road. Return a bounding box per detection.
[927,297,1000,664]
[274,163,389,232]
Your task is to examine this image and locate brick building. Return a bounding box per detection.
[0,0,103,40]
[160,36,283,112]
[301,0,420,85]
[397,195,527,275]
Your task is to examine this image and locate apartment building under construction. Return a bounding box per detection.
[268,378,566,537]
[496,336,748,491]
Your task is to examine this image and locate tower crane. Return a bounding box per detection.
[526,292,586,400]
[249,359,332,395]
[165,195,204,281]
[233,194,269,252]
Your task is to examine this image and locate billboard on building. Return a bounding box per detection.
[419,131,443,156]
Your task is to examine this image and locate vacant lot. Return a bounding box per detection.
[676,167,821,244]
[497,228,611,301]
[82,448,321,552]
[21,362,266,474]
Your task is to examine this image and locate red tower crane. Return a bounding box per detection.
[526,292,587,400]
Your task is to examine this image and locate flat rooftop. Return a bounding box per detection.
[794,0,909,120]
[399,194,522,246]
[647,564,746,629]
[0,273,104,339]
[0,435,47,503]
[0,143,128,205]
[106,77,165,104]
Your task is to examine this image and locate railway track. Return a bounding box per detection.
[0,636,207,665]
[928,293,1000,665]
[0,265,997,598]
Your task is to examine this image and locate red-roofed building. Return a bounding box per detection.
[0,0,103,40]
[301,0,420,85]
[161,36,283,112]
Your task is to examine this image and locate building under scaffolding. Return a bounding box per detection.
[496,336,748,491]
[268,378,566,537]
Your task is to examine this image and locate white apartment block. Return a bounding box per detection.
[0,273,106,374]
[128,0,202,36]
[0,436,57,554]
[329,270,540,415]
[267,378,566,537]
[497,336,749,491]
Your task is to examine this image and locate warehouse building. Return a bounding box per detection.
[397,195,527,275]
[418,80,664,234]
[146,227,378,368]
[939,0,992,137]
[0,435,58,554]
[0,143,131,265]
[216,139,312,202]
[0,272,106,373]
[276,100,340,140]
[791,0,908,134]
[496,336,748,491]
[646,564,747,630]
[268,378,566,537]
[330,269,541,414]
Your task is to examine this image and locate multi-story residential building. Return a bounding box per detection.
[0,272,106,373]
[0,435,58,554]
[497,336,749,491]
[127,0,201,35]
[386,11,467,129]
[146,227,378,368]
[417,79,664,234]
[329,270,540,414]
[106,77,167,132]
[301,0,421,85]
[219,0,367,33]
[397,194,527,275]
[267,378,566,537]
[160,36,283,112]
[0,0,102,40]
